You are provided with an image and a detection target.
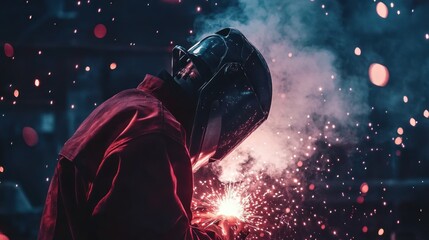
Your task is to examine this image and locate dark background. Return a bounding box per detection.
[1,0,428,239]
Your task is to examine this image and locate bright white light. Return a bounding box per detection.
[215,185,249,221]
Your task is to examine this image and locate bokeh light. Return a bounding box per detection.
[376,2,388,18]
[410,118,417,127]
[94,24,107,38]
[356,196,365,204]
[0,232,10,240]
[360,182,369,194]
[397,127,403,135]
[395,137,402,145]
[3,43,14,57]
[354,47,361,56]
[110,62,117,70]
[369,63,389,87]
[13,89,19,98]
[34,79,40,87]
[22,127,39,147]
[378,228,384,236]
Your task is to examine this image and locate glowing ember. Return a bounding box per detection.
[13,89,19,98]
[4,43,14,57]
[35,79,40,87]
[369,63,389,87]
[0,166,4,173]
[397,127,403,135]
[378,228,384,236]
[362,226,368,233]
[94,24,107,38]
[22,127,39,147]
[110,62,117,70]
[354,47,361,56]
[395,137,402,145]
[424,109,429,118]
[410,118,417,127]
[376,2,388,18]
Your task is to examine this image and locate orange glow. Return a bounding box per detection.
[403,96,408,103]
[4,43,14,57]
[22,127,39,147]
[13,89,19,97]
[35,79,40,87]
[395,137,402,145]
[410,118,417,127]
[424,110,429,118]
[362,226,368,233]
[110,62,117,70]
[309,184,315,191]
[94,24,107,38]
[354,47,361,56]
[378,228,384,236]
[397,127,403,135]
[376,2,388,18]
[369,63,389,87]
[360,182,369,194]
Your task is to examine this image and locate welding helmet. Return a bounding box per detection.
[172,28,272,171]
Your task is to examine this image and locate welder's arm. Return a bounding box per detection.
[90,133,222,240]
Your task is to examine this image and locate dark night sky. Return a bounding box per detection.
[1,0,429,239]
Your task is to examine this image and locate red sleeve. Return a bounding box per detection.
[88,133,222,240]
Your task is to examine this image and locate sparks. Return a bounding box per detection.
[191,171,301,239]
[215,185,249,221]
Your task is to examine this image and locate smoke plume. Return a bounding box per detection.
[193,0,370,182]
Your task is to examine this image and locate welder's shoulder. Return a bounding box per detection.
[112,88,186,146]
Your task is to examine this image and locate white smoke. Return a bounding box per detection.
[194,0,368,182]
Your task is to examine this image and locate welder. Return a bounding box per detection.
[38,28,272,240]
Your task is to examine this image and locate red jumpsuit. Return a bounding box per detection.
[38,74,221,240]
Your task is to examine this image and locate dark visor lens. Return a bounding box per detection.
[189,36,227,74]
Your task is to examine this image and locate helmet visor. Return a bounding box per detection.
[189,62,267,167]
[188,36,227,74]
